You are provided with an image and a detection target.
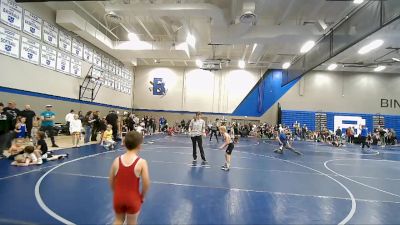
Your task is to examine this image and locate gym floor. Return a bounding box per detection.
[1,134,400,225]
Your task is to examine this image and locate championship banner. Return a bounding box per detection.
[42,21,57,47]
[58,30,71,53]
[83,44,92,63]
[101,56,108,71]
[56,51,70,74]
[0,0,22,30]
[20,36,39,64]
[70,57,81,77]
[23,9,42,40]
[0,26,19,58]
[40,45,56,70]
[93,50,101,67]
[71,38,83,59]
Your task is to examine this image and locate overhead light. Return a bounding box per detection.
[238,60,245,69]
[154,59,160,64]
[353,0,364,4]
[358,39,384,54]
[196,59,203,68]
[327,63,338,71]
[186,32,196,48]
[128,32,139,41]
[392,57,400,62]
[282,62,291,69]
[374,65,386,72]
[300,41,315,53]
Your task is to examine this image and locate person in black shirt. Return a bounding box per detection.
[0,102,14,151]
[3,101,20,128]
[91,111,100,141]
[36,131,68,161]
[106,110,119,141]
[20,105,36,139]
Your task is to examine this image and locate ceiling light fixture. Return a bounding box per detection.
[392,57,400,62]
[282,62,291,69]
[358,39,384,54]
[374,65,386,72]
[327,63,338,71]
[196,59,203,68]
[128,32,139,41]
[238,60,245,69]
[353,0,364,4]
[300,41,315,53]
[186,32,196,48]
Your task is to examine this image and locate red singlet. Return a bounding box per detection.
[113,156,142,214]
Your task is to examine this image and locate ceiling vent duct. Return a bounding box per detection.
[105,11,122,24]
[240,1,256,25]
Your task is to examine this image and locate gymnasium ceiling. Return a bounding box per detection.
[40,0,399,73]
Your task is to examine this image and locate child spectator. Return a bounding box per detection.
[15,116,28,140]
[109,131,150,225]
[36,131,68,161]
[11,146,42,166]
[102,124,116,150]
[69,114,82,148]
[31,116,41,145]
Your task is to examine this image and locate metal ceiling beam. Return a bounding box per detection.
[136,17,155,41]
[275,0,296,25]
[159,18,173,39]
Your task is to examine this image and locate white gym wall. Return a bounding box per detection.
[133,66,261,113]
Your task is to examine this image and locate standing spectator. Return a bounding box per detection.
[20,105,36,139]
[151,117,156,134]
[78,111,84,121]
[106,110,119,141]
[301,124,308,140]
[0,102,13,151]
[181,119,186,132]
[65,109,75,135]
[31,116,41,145]
[360,125,370,150]
[40,105,58,147]
[189,112,207,164]
[91,111,100,141]
[335,126,342,141]
[15,116,27,140]
[69,114,82,148]
[3,101,20,130]
[379,126,387,147]
[82,111,95,143]
[148,117,154,135]
[159,117,166,132]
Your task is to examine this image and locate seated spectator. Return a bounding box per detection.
[3,139,25,159]
[11,146,41,166]
[167,126,175,136]
[36,131,68,161]
[102,124,116,150]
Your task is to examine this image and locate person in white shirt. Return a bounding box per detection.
[69,114,82,148]
[189,112,207,164]
[65,109,75,135]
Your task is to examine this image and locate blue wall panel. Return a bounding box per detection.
[282,110,400,135]
[281,110,316,131]
[232,70,299,117]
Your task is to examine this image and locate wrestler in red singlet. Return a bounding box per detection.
[113,156,142,214]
